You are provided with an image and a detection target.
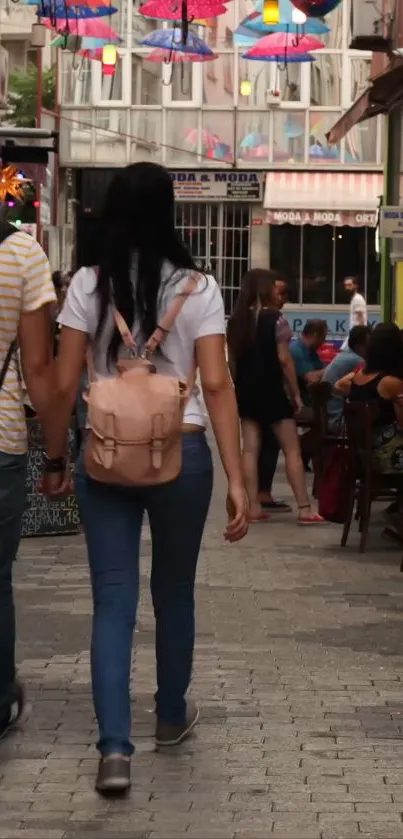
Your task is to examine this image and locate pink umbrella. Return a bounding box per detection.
[244,32,324,58]
[145,47,217,61]
[42,17,119,39]
[139,0,228,19]
[184,128,219,152]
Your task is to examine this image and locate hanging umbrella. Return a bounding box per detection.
[141,28,214,55]
[145,47,217,61]
[139,0,227,19]
[243,32,324,58]
[207,142,231,160]
[35,3,117,16]
[184,128,219,152]
[241,15,329,34]
[42,17,119,37]
[50,33,121,47]
[308,142,327,158]
[291,0,343,16]
[284,117,304,138]
[243,51,315,61]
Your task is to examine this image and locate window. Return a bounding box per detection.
[163,61,202,106]
[238,57,305,107]
[165,110,200,164]
[204,55,233,106]
[131,110,162,161]
[309,112,341,163]
[60,53,92,106]
[237,112,270,162]
[174,203,251,315]
[302,225,333,304]
[270,225,301,303]
[345,120,378,164]
[268,221,379,306]
[310,54,342,107]
[131,54,161,105]
[350,57,371,103]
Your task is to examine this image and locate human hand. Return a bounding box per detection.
[225,482,249,543]
[40,467,73,499]
[294,394,304,415]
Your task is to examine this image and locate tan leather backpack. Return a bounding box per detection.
[84,273,198,487]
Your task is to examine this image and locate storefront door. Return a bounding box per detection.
[174,202,251,315]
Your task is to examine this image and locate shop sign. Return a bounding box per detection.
[170,171,263,202]
[267,209,377,227]
[284,309,381,341]
[380,206,403,238]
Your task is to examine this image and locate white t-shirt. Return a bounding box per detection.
[58,264,226,427]
[349,292,367,330]
[341,291,368,349]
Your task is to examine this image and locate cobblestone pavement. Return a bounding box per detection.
[3,461,403,839]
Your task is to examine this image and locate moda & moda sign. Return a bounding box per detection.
[170,171,264,202]
[266,210,377,227]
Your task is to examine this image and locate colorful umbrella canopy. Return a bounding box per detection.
[34,2,117,15]
[243,32,324,57]
[243,50,315,61]
[50,33,121,47]
[141,28,215,55]
[145,47,217,61]
[139,0,227,19]
[291,0,343,15]
[240,15,329,34]
[184,128,219,151]
[42,17,119,37]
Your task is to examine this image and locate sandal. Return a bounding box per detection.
[261,499,292,513]
[249,511,271,523]
[297,506,327,526]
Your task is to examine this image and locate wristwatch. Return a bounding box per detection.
[42,453,67,474]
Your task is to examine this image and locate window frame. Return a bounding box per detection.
[92,50,131,107]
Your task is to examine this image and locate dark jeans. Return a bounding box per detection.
[258,427,279,494]
[75,432,213,757]
[0,451,27,720]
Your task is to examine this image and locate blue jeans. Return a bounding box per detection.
[0,451,27,721]
[75,432,213,757]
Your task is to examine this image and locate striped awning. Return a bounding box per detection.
[264,171,383,227]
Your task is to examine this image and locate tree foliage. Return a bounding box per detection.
[6,63,56,128]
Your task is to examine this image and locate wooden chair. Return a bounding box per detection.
[342,401,403,553]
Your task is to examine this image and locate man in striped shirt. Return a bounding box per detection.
[0,226,56,738]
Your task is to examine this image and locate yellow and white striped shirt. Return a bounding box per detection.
[0,231,56,455]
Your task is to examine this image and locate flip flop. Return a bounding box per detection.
[298,511,328,526]
[261,499,292,513]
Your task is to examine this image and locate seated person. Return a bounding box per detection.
[336,323,403,473]
[323,325,371,432]
[291,319,327,414]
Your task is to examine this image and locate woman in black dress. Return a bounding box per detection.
[227,269,325,525]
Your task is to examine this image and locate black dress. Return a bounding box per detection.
[234,309,293,426]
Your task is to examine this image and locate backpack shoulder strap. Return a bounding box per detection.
[0,224,19,392]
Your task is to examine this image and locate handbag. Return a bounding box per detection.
[317,441,352,523]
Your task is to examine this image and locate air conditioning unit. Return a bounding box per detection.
[350,0,394,52]
[266,89,281,107]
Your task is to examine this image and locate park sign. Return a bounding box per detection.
[380,206,403,239]
[170,171,264,202]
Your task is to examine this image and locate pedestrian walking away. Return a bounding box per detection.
[0,222,56,741]
[42,162,248,795]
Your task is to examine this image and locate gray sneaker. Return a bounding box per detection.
[155,703,200,746]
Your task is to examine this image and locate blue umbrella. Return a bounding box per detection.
[243,18,330,34]
[32,2,117,15]
[141,28,214,55]
[242,52,315,62]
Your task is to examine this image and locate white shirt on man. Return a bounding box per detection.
[341,291,367,349]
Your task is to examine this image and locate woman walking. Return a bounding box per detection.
[227,268,325,525]
[42,162,248,794]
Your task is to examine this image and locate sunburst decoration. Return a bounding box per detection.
[0,166,25,203]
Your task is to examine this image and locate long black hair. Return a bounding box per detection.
[227,268,283,358]
[95,162,197,365]
[364,322,403,378]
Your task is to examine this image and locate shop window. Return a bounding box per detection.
[237,111,270,162]
[165,110,200,164]
[334,227,366,304]
[270,224,301,304]
[302,225,333,304]
[310,53,342,107]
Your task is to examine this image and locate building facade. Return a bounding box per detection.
[58,0,383,338]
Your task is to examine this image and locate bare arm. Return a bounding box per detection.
[378,377,403,430]
[277,341,300,404]
[19,304,56,452]
[197,334,243,487]
[47,326,88,457]
[334,372,354,396]
[305,369,324,385]
[356,311,365,326]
